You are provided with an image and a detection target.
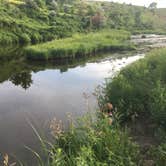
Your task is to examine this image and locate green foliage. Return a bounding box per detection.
[148,142,166,166]
[0,0,82,45]
[101,48,166,130]
[40,113,140,166]
[25,30,134,60]
[150,82,166,128]
[0,0,166,45]
[97,48,166,165]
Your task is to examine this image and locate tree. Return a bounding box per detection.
[134,10,142,29]
[148,2,157,9]
[10,72,32,90]
[148,2,157,14]
[48,0,58,10]
[25,0,38,9]
[91,12,106,29]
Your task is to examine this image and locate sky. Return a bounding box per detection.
[92,0,166,8]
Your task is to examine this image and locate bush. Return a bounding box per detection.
[41,113,140,166]
[18,33,31,44]
[100,48,166,129]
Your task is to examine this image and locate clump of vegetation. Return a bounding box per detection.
[0,0,166,45]
[98,48,166,164]
[101,48,166,126]
[25,30,135,60]
[35,113,140,166]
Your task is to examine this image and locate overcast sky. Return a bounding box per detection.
[92,0,166,8]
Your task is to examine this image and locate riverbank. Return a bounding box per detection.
[36,113,141,166]
[99,47,166,165]
[25,30,135,61]
[35,48,166,166]
[102,48,166,124]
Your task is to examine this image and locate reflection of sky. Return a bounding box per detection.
[0,54,144,118]
[0,54,144,160]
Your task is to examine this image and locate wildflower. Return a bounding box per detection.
[50,118,63,138]
[3,153,8,166]
[107,103,113,111]
[108,112,113,117]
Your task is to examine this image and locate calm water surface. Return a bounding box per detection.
[0,51,144,164]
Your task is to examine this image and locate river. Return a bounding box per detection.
[0,34,165,165]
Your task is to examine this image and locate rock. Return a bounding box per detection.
[141,35,146,38]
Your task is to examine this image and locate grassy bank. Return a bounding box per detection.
[98,48,166,165]
[25,30,134,60]
[34,113,140,166]
[101,48,166,126]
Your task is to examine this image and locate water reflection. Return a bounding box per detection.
[0,51,134,88]
[0,49,144,165]
[0,45,24,60]
[9,72,33,90]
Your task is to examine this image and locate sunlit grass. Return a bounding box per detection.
[25,30,135,60]
[8,0,25,5]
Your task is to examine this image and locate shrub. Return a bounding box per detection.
[18,33,31,44]
[100,48,166,129]
[40,113,140,166]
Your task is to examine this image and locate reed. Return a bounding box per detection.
[25,30,135,61]
[32,112,140,166]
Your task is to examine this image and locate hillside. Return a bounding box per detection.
[0,0,166,45]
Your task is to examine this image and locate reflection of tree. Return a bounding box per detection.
[9,71,32,90]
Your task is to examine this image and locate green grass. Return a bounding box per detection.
[95,47,166,165]
[24,30,135,60]
[32,112,140,166]
[100,48,166,126]
[98,48,166,159]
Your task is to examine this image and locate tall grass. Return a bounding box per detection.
[97,48,166,163]
[34,112,140,166]
[25,30,135,61]
[96,47,166,165]
[100,48,166,126]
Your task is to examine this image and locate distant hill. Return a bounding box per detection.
[0,0,165,45]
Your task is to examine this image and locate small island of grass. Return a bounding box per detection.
[24,30,135,61]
